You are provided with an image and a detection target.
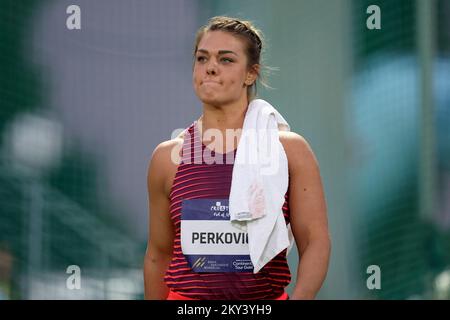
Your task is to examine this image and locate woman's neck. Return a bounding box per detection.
[198,98,249,152]
[199,96,249,132]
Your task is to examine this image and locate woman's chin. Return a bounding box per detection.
[199,93,222,105]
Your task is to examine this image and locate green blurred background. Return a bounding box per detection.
[1,0,449,299]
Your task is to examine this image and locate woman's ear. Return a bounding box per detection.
[245,64,260,86]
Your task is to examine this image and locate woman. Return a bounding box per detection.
[144,16,330,300]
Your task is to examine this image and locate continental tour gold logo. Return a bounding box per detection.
[192,257,207,268]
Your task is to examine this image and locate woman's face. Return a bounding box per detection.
[193,31,256,106]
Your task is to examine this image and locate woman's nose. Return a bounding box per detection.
[206,60,218,75]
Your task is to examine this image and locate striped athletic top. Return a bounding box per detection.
[164,121,291,300]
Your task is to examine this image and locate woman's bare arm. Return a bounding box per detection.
[143,141,178,300]
[281,132,331,300]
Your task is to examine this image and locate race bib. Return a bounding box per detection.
[181,199,254,272]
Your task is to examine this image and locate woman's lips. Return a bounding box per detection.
[202,80,220,85]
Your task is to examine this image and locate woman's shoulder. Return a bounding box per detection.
[151,136,184,166]
[147,135,185,196]
[152,126,190,155]
[151,122,195,164]
[279,131,309,151]
[279,131,317,172]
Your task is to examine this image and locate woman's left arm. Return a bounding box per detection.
[281,132,331,300]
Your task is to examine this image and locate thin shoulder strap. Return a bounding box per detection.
[180,123,196,164]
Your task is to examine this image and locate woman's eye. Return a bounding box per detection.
[221,57,233,63]
[196,56,206,62]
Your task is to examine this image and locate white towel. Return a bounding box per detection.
[229,99,295,273]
